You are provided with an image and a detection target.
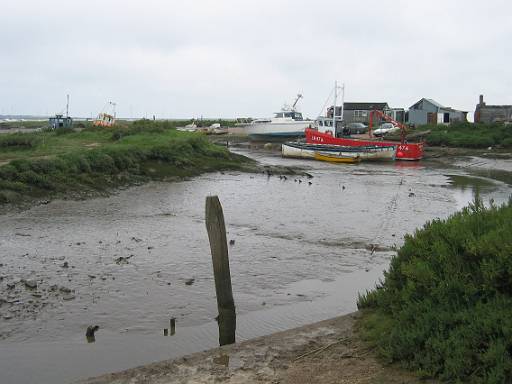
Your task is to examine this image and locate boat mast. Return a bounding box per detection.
[332,81,337,135]
[340,84,345,122]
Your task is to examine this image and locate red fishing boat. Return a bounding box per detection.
[306,109,424,161]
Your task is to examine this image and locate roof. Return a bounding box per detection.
[424,98,445,109]
[479,104,512,109]
[443,107,468,113]
[342,102,389,111]
[410,98,445,110]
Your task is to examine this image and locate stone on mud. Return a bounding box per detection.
[23,280,37,289]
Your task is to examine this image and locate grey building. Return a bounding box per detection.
[474,94,512,123]
[407,98,467,126]
[329,102,390,125]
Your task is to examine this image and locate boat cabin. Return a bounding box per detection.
[273,111,304,121]
[93,113,115,127]
[48,114,73,130]
[315,116,343,135]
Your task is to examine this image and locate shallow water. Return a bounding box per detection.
[0,149,510,383]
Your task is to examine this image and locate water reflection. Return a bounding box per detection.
[445,174,498,210]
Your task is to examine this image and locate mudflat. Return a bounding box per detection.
[80,312,436,384]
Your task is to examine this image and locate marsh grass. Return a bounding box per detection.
[419,122,512,148]
[358,196,512,383]
[0,120,249,204]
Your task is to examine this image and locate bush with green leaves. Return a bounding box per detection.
[0,133,41,148]
[358,197,512,383]
[419,122,512,148]
[0,132,248,203]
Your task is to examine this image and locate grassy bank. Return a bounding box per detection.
[418,122,512,148]
[0,121,251,205]
[357,197,512,383]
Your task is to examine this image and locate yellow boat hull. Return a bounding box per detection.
[314,153,361,163]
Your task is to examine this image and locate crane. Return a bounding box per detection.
[368,109,408,143]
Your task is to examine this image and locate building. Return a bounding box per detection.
[474,94,512,123]
[407,98,467,126]
[328,102,390,125]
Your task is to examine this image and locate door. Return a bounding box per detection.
[427,112,437,124]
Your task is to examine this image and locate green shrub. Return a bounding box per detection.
[0,131,246,201]
[358,197,512,383]
[0,164,19,180]
[54,127,74,135]
[503,137,512,148]
[419,122,512,148]
[87,153,118,173]
[0,133,41,148]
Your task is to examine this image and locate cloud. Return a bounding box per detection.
[1,0,511,117]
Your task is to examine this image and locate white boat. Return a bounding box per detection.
[240,94,314,141]
[281,142,396,161]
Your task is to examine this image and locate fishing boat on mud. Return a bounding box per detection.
[238,94,314,141]
[93,101,117,127]
[306,110,424,161]
[281,142,396,161]
[305,126,424,161]
[306,82,424,161]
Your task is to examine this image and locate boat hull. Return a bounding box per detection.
[314,153,360,163]
[305,128,424,160]
[281,142,395,161]
[243,121,314,141]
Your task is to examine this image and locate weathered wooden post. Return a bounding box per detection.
[170,318,176,336]
[205,196,236,346]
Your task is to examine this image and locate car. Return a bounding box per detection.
[373,122,400,137]
[345,122,368,134]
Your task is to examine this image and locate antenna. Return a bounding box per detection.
[66,94,70,118]
[109,101,117,119]
[333,81,337,134]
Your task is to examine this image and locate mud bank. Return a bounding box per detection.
[1,149,510,383]
[80,312,435,384]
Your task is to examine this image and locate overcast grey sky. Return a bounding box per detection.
[1,0,510,119]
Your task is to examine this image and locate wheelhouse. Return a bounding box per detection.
[273,111,304,121]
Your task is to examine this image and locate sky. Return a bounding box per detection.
[1,0,511,120]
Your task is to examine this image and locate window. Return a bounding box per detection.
[354,110,368,118]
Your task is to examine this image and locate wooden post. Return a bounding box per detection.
[170,318,176,336]
[205,196,236,346]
